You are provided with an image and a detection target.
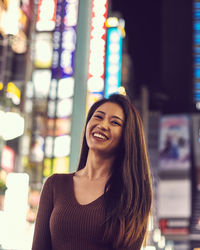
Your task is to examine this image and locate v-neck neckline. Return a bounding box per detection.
[71,173,105,207]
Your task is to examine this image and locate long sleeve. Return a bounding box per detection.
[32,175,55,250]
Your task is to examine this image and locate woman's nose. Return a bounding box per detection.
[97,120,109,130]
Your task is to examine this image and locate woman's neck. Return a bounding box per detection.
[82,150,113,180]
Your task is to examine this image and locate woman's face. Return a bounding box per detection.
[86,102,125,156]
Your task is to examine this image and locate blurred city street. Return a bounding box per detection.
[0,0,200,249]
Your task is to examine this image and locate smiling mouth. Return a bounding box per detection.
[93,133,108,140]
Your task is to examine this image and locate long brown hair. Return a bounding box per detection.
[77,93,153,248]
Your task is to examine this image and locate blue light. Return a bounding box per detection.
[195,82,200,89]
[194,2,200,8]
[194,47,200,53]
[194,12,200,18]
[194,55,200,63]
[194,68,200,78]
[194,23,200,30]
[104,27,123,98]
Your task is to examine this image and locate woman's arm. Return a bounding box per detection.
[32,174,55,250]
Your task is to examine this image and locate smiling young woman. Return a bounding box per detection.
[32,93,153,250]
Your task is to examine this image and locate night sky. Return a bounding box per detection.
[111,0,193,114]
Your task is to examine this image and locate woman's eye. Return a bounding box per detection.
[111,121,121,126]
[94,115,102,119]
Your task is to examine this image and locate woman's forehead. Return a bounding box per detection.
[95,102,124,119]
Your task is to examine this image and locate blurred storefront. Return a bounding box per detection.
[0,0,128,249]
[148,113,200,249]
[0,1,34,248]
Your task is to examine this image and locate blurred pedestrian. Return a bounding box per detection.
[32,93,153,250]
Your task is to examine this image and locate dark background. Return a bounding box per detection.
[111,0,193,114]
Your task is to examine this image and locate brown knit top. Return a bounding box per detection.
[32,173,143,250]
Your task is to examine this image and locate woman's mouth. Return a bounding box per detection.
[93,132,108,140]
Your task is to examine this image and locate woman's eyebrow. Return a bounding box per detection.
[96,110,124,122]
[96,110,105,115]
[112,116,124,122]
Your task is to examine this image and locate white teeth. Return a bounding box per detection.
[93,133,107,140]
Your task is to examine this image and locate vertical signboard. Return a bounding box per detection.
[104,26,123,98]
[86,0,108,110]
[158,114,192,237]
[44,0,79,176]
[193,0,200,109]
[158,115,191,173]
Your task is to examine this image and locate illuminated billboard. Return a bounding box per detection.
[51,0,79,79]
[193,1,200,109]
[47,98,73,118]
[43,157,69,177]
[32,69,51,98]
[43,0,79,176]
[44,135,71,158]
[47,117,71,136]
[1,145,15,172]
[158,179,191,236]
[158,115,191,173]
[34,32,53,68]
[0,0,20,35]
[87,0,108,109]
[48,78,74,99]
[104,26,123,98]
[36,0,57,31]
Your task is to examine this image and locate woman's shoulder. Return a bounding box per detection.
[45,172,75,185]
[47,172,74,180]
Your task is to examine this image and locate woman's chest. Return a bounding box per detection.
[49,199,106,242]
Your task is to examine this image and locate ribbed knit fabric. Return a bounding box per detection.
[32,173,143,250]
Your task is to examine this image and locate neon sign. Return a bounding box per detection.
[87,0,108,98]
[104,27,123,97]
